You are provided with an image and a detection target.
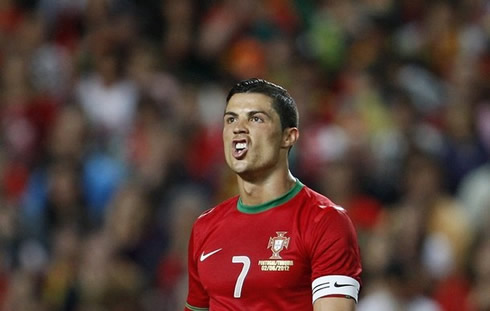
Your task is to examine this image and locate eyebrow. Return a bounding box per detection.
[224,110,271,118]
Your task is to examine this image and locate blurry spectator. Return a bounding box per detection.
[40,226,81,310]
[315,158,384,233]
[466,233,490,311]
[458,161,490,234]
[125,97,190,206]
[394,151,472,275]
[2,269,43,311]
[76,6,140,152]
[76,230,146,311]
[42,160,88,239]
[440,103,488,193]
[127,42,181,114]
[20,157,87,244]
[104,183,166,278]
[196,0,256,62]
[224,36,267,80]
[45,104,87,162]
[181,83,227,183]
[305,1,348,71]
[1,54,48,166]
[475,102,490,153]
[387,151,473,309]
[21,104,125,239]
[161,0,195,68]
[155,185,209,311]
[370,89,444,202]
[76,46,139,146]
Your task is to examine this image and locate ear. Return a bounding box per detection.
[281,127,299,149]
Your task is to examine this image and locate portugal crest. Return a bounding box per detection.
[268,232,290,259]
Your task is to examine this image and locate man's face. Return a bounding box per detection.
[223,93,284,178]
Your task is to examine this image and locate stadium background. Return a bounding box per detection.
[0,0,489,310]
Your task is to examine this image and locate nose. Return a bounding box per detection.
[233,118,249,134]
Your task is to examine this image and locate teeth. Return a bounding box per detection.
[236,142,247,149]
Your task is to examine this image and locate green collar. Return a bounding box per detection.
[237,179,304,214]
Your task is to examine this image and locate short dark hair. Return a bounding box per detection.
[226,78,299,130]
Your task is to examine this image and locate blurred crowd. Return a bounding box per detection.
[0,0,489,310]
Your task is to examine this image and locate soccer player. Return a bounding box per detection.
[185,78,362,310]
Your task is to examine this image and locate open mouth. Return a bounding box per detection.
[232,140,248,158]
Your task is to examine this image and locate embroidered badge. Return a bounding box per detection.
[268,231,290,259]
[259,232,294,271]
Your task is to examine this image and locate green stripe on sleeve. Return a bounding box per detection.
[185,302,209,311]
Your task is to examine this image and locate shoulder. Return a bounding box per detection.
[295,186,356,239]
[193,195,239,227]
[300,186,348,217]
[190,196,239,244]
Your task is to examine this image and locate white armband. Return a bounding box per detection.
[312,275,360,303]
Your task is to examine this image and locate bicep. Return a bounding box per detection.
[308,209,362,302]
[313,297,356,311]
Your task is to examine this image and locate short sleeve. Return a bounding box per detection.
[185,226,210,310]
[306,206,362,303]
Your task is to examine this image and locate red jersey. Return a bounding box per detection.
[185,180,362,311]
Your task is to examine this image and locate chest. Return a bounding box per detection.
[196,209,312,300]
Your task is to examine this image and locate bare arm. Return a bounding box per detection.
[313,297,356,311]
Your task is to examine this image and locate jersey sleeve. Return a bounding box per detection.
[306,205,362,303]
[185,226,210,311]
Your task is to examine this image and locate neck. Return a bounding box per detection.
[236,169,296,206]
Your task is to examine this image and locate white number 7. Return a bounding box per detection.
[232,256,250,298]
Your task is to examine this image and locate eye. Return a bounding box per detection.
[225,116,236,124]
[251,116,263,123]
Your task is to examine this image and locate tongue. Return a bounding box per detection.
[233,147,247,158]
